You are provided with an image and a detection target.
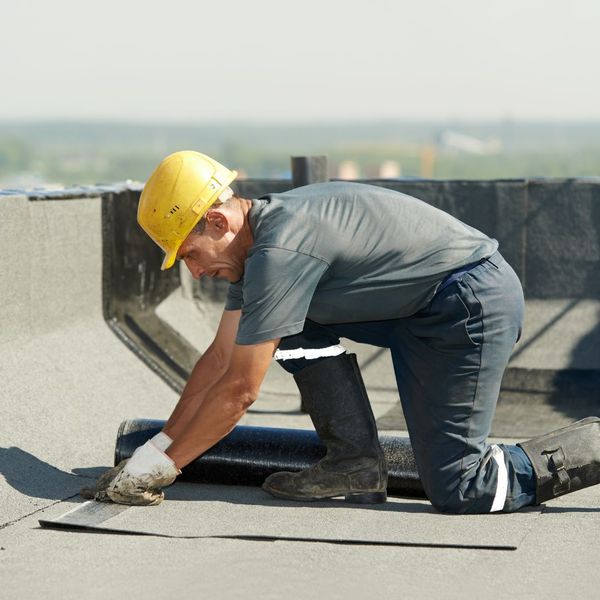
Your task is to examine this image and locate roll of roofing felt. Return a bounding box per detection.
[114,419,425,498]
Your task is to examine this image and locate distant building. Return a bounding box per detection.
[338,160,360,180]
[378,160,401,179]
[439,131,502,155]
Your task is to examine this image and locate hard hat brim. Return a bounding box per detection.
[161,250,178,271]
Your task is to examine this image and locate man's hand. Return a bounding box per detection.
[105,440,181,506]
[81,431,173,502]
[79,460,129,501]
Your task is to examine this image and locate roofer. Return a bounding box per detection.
[86,150,600,513]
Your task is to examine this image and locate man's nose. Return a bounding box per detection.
[191,266,206,280]
[183,258,204,280]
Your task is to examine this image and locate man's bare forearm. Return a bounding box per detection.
[166,374,255,469]
[166,339,279,469]
[162,345,229,440]
[162,310,241,440]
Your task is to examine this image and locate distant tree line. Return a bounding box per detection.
[1,121,600,187]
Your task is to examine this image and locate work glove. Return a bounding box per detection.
[105,440,181,506]
[79,460,128,501]
[80,431,173,502]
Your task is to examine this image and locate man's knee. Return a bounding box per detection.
[420,451,501,515]
[426,485,481,514]
[425,468,503,513]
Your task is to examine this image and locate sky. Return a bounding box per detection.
[2,0,600,123]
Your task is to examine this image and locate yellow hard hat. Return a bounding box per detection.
[138,151,238,270]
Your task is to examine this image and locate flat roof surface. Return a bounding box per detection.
[2,191,599,599]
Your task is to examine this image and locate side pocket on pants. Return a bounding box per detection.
[455,280,484,348]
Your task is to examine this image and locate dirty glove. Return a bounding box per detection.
[105,440,181,506]
[79,431,173,501]
[79,460,129,501]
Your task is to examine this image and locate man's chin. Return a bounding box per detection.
[224,271,243,284]
[217,270,237,283]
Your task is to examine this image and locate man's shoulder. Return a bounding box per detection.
[259,181,407,217]
[278,180,397,197]
[252,181,413,255]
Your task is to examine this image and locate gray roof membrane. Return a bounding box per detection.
[1,185,599,599]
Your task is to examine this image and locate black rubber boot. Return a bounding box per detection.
[262,353,388,504]
[518,416,600,504]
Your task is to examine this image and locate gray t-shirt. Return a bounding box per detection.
[226,181,498,345]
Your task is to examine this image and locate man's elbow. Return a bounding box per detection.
[237,387,258,411]
[226,378,258,412]
[221,392,256,427]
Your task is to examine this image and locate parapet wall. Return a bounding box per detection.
[363,178,600,300]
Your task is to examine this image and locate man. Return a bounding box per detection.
[88,150,600,512]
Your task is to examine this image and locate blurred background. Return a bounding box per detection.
[1,0,599,188]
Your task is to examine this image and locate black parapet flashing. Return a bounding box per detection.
[10,172,599,419]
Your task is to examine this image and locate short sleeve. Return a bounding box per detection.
[225,280,243,311]
[236,247,329,345]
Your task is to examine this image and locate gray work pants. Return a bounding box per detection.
[275,251,536,513]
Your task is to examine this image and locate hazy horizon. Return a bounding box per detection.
[3,118,600,188]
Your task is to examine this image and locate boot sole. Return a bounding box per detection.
[345,491,387,504]
[263,485,387,504]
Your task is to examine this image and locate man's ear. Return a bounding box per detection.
[205,209,229,233]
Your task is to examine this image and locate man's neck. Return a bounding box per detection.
[231,197,254,260]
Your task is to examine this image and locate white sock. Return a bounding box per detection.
[150,431,173,451]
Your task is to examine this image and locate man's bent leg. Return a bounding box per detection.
[391,253,537,513]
